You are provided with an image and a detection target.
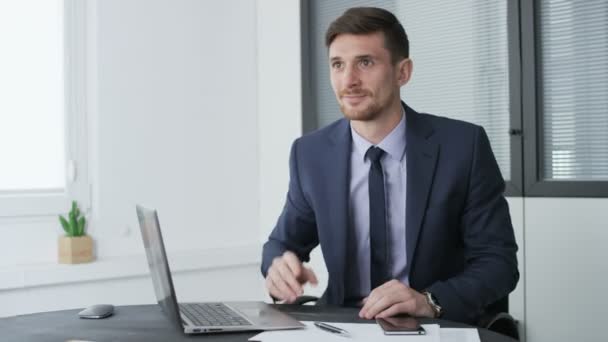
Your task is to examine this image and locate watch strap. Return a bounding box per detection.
[423,291,443,318]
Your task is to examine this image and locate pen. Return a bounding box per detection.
[314,321,351,338]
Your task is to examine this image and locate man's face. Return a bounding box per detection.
[328,32,409,121]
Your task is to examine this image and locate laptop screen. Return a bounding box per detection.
[136,205,183,329]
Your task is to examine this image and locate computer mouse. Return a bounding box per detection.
[78,304,114,319]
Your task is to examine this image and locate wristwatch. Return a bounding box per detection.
[423,291,443,318]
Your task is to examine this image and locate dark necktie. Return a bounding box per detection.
[366,146,389,289]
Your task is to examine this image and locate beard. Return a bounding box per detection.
[337,88,387,121]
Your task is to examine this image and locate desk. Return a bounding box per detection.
[1,304,516,342]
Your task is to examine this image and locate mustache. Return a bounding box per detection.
[339,89,372,97]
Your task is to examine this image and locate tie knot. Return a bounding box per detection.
[366,146,385,163]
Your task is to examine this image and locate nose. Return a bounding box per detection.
[343,64,361,88]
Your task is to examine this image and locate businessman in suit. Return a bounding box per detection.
[261,7,519,324]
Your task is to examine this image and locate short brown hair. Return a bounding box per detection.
[325,7,409,63]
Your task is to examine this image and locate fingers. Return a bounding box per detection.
[283,251,317,286]
[359,280,415,319]
[265,251,317,303]
[302,267,319,286]
[275,256,304,296]
[366,280,401,305]
[360,280,400,315]
[376,302,413,318]
[283,252,304,279]
[265,276,282,301]
[361,294,401,319]
[267,264,298,303]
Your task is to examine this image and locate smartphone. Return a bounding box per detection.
[376,316,426,335]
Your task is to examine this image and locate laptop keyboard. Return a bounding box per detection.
[180,303,252,327]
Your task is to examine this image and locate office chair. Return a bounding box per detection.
[476,296,520,341]
[291,295,520,341]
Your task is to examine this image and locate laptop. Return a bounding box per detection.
[135,205,304,334]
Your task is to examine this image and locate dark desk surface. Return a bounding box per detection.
[1,304,516,342]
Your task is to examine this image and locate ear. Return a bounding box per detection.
[396,58,413,86]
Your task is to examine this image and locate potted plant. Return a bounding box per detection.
[58,201,94,264]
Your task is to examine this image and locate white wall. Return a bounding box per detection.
[257,0,303,242]
[256,0,332,298]
[92,0,259,257]
[0,0,272,317]
[256,0,330,298]
[524,198,608,342]
[0,254,261,317]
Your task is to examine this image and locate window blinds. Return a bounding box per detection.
[540,0,608,180]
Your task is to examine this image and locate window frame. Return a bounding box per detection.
[300,0,317,134]
[521,0,608,197]
[0,0,90,218]
[506,0,524,197]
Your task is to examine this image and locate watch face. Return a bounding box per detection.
[430,294,440,306]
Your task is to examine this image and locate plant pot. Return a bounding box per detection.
[58,235,94,264]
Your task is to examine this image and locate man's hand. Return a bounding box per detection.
[265,251,318,303]
[359,280,435,319]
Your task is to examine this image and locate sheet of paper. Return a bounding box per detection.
[249,321,440,342]
[439,328,481,342]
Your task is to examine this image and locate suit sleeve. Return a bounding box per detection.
[427,126,519,323]
[261,138,319,277]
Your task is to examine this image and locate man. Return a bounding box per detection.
[261,7,518,324]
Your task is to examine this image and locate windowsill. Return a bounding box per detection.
[0,243,260,291]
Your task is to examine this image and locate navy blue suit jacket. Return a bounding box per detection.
[262,104,519,324]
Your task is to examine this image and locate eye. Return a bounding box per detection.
[331,61,344,70]
[359,58,373,68]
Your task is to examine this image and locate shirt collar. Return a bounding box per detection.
[350,106,407,163]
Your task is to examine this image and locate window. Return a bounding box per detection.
[0,0,89,217]
[303,0,521,195]
[540,0,608,181]
[523,0,608,196]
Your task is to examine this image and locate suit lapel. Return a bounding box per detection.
[325,119,351,304]
[323,110,437,298]
[404,105,439,272]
